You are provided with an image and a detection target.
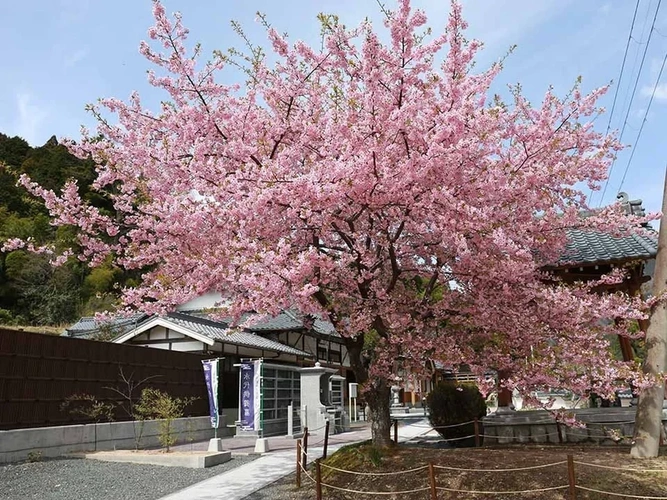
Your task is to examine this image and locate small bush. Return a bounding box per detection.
[135,388,196,452]
[426,382,486,447]
[0,308,13,324]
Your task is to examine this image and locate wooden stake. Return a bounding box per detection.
[296,439,302,488]
[315,458,322,500]
[567,454,576,500]
[323,420,330,459]
[428,462,438,500]
[302,426,309,468]
[474,418,480,447]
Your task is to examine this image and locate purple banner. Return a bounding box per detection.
[239,362,255,430]
[202,359,219,429]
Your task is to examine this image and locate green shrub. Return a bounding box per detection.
[135,388,196,452]
[0,309,13,324]
[426,382,486,447]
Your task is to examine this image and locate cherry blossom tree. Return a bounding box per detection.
[6,0,659,446]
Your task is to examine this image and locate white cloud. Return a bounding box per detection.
[64,48,89,68]
[14,93,48,145]
[641,83,667,102]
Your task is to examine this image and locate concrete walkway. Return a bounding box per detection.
[160,419,433,500]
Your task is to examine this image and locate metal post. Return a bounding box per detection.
[393,419,398,444]
[296,439,302,488]
[428,462,438,500]
[315,458,323,500]
[323,421,330,459]
[567,454,576,500]
[287,403,293,436]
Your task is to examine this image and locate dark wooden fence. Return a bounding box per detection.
[0,328,210,430]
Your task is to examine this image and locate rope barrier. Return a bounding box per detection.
[319,482,432,495]
[435,434,478,442]
[575,485,667,499]
[408,419,476,429]
[573,461,667,473]
[433,460,567,473]
[305,423,329,433]
[299,463,317,484]
[435,484,570,494]
[478,430,633,440]
[320,463,429,476]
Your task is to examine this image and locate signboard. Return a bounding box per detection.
[239,360,262,431]
[201,359,219,429]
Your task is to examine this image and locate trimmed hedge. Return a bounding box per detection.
[426,382,486,447]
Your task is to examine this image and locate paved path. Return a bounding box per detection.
[160,420,433,500]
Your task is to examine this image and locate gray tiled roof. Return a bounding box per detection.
[555,194,658,267]
[63,314,149,339]
[182,309,339,338]
[166,312,311,357]
[558,228,658,267]
[244,311,303,331]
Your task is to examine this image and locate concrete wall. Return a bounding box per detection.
[0,416,234,464]
[483,408,667,445]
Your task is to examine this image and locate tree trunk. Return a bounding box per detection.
[497,369,514,411]
[366,379,393,447]
[631,170,667,459]
[344,335,393,447]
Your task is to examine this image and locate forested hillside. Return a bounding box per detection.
[0,133,123,326]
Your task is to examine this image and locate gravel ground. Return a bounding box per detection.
[244,472,307,500]
[0,455,258,500]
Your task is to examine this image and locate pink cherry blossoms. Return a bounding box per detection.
[7,0,660,403]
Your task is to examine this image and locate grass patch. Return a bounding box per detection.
[321,441,394,480]
[291,446,667,499]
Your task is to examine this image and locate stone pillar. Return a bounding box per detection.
[300,363,337,435]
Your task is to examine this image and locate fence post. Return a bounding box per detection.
[428,462,438,500]
[323,420,330,459]
[296,439,302,488]
[316,458,323,500]
[474,418,480,447]
[567,454,576,500]
[393,419,398,444]
[302,427,309,469]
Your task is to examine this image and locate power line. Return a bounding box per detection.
[598,0,662,207]
[588,1,639,206]
[605,0,640,136]
[617,51,667,193]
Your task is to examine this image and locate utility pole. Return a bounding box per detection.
[631,168,667,459]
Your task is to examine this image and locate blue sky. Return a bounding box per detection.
[1,0,666,214]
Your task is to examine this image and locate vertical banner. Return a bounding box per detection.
[253,359,262,432]
[201,359,220,429]
[239,359,263,432]
[239,361,255,430]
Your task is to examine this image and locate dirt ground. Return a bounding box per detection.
[256,444,667,500]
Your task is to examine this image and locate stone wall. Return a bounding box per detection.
[483,408,667,445]
[0,415,234,464]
